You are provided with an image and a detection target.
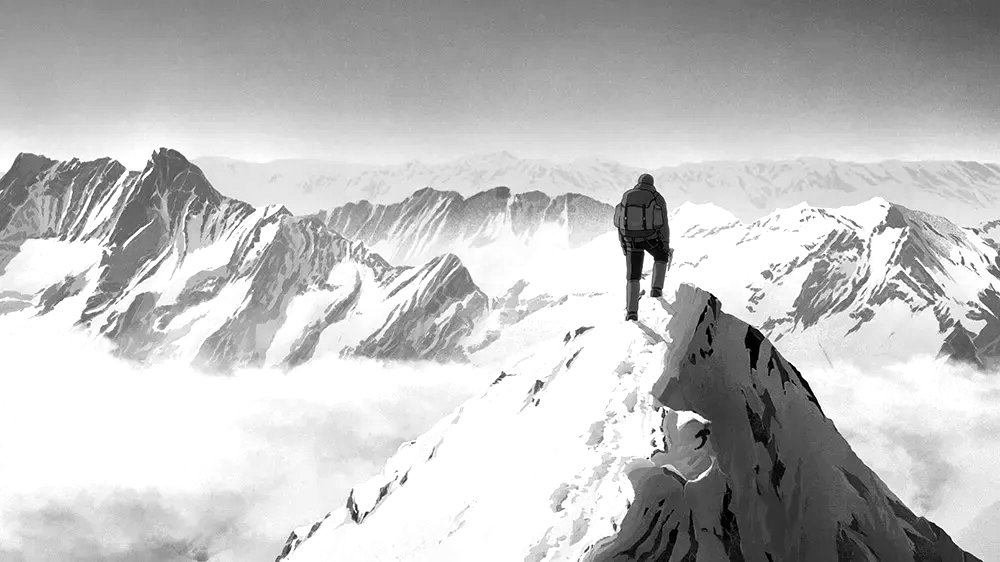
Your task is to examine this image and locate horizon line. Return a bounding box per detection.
[7,147,1000,173]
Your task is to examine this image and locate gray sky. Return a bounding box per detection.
[2,0,998,169]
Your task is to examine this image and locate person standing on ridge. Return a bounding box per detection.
[614,173,672,321]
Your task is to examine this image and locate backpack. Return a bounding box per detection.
[613,188,664,234]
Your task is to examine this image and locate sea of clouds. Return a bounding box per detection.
[798,354,1000,562]
[0,317,494,561]
[1,315,998,561]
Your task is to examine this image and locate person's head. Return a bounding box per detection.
[637,173,654,187]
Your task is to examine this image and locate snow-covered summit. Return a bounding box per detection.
[275,282,979,562]
[670,202,743,238]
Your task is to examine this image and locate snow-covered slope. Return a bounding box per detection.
[0,150,489,370]
[275,283,981,562]
[195,153,1000,225]
[315,187,612,293]
[456,197,1000,372]
[672,198,1000,371]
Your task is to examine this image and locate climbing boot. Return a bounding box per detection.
[650,260,668,298]
[625,280,640,321]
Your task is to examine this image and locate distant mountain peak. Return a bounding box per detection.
[128,147,227,211]
[194,154,1000,225]
[320,184,615,294]
[1,150,492,370]
[144,147,199,180]
[150,146,191,164]
[2,153,58,186]
[467,185,511,200]
[478,149,518,161]
[12,151,57,170]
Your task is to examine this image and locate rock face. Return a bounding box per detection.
[0,149,489,370]
[274,283,981,562]
[316,186,614,267]
[196,153,1000,225]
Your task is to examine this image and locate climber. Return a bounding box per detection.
[613,173,672,321]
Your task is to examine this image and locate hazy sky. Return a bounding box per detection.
[2,0,998,169]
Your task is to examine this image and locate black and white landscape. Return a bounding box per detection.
[3,149,998,561]
[4,1,999,561]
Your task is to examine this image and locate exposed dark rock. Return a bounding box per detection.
[938,322,986,370]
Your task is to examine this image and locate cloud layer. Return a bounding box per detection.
[1,315,997,561]
[0,317,493,561]
[797,354,1000,561]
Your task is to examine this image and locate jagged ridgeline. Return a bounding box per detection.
[275,284,981,562]
[196,154,1000,225]
[5,149,1000,374]
[315,186,615,266]
[0,149,489,370]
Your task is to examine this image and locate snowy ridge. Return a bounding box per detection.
[196,153,1000,225]
[275,282,980,562]
[0,149,489,369]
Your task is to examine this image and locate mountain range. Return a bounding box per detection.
[275,283,981,562]
[314,187,1000,372]
[2,148,997,561]
[6,149,1000,374]
[0,150,488,370]
[195,153,1000,226]
[6,150,1000,373]
[314,187,612,294]
[668,198,1000,371]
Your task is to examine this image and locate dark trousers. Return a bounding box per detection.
[624,238,670,281]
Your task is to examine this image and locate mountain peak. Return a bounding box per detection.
[2,152,58,186]
[132,147,225,204]
[144,147,195,177]
[939,322,985,369]
[275,282,978,562]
